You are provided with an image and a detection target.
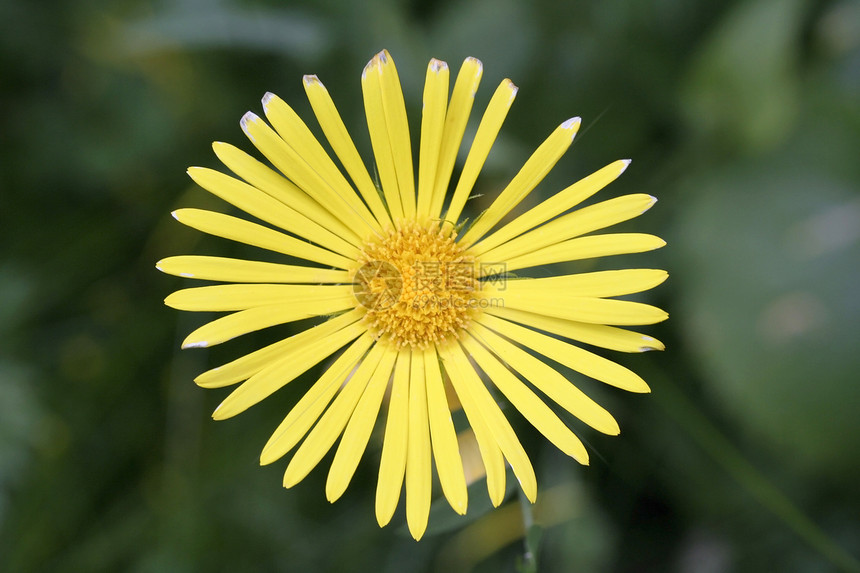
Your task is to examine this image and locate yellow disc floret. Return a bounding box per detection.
[354,222,480,348]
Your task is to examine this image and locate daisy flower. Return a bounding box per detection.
[158,50,667,540]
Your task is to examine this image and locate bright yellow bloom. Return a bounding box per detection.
[158,50,667,540]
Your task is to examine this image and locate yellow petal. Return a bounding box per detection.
[302,75,391,227]
[376,349,410,526]
[438,342,507,506]
[460,117,581,248]
[405,349,431,540]
[500,269,668,299]
[423,345,468,515]
[476,314,650,393]
[212,141,361,246]
[181,295,355,349]
[171,208,354,270]
[375,50,416,219]
[486,305,665,353]
[261,92,382,235]
[240,111,381,238]
[282,339,388,487]
[460,332,589,463]
[487,289,668,326]
[469,322,619,435]
[260,332,374,465]
[166,284,354,312]
[470,159,629,256]
[502,233,666,272]
[326,344,399,502]
[195,309,365,389]
[481,194,657,263]
[416,59,449,220]
[441,341,537,503]
[444,79,518,225]
[187,166,360,259]
[429,57,483,219]
[212,319,366,420]
[361,54,404,221]
[156,255,351,284]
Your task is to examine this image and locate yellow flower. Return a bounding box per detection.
[158,50,667,540]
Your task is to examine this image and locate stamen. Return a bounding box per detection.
[354,221,480,348]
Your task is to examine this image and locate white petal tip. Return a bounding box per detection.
[465,56,483,69]
[644,196,658,212]
[429,58,448,72]
[620,159,632,172]
[562,117,582,130]
[183,340,209,349]
[303,74,321,86]
[261,91,276,108]
[170,211,180,220]
[240,112,259,141]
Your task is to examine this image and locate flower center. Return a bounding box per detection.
[353,221,480,348]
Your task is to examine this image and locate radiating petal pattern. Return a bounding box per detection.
[159,50,667,540]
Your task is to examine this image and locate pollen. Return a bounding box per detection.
[353,222,480,348]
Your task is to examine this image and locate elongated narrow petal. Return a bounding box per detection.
[423,344,468,514]
[326,344,399,502]
[460,332,589,462]
[460,117,581,247]
[405,349,432,539]
[172,208,354,270]
[429,57,483,218]
[444,341,536,502]
[499,269,669,299]
[283,340,389,487]
[469,322,619,435]
[416,59,449,219]
[438,342,511,506]
[476,313,650,392]
[481,194,657,262]
[486,306,665,353]
[156,256,351,284]
[503,233,666,272]
[376,350,410,526]
[260,332,375,465]
[165,284,354,312]
[485,289,669,326]
[362,54,404,221]
[303,75,392,227]
[187,166,361,259]
[375,50,416,218]
[241,112,381,238]
[261,92,382,234]
[213,319,366,420]
[470,159,630,256]
[444,79,518,225]
[195,309,365,389]
[212,141,362,246]
[180,295,355,349]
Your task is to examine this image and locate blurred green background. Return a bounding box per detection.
[2,0,859,571]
